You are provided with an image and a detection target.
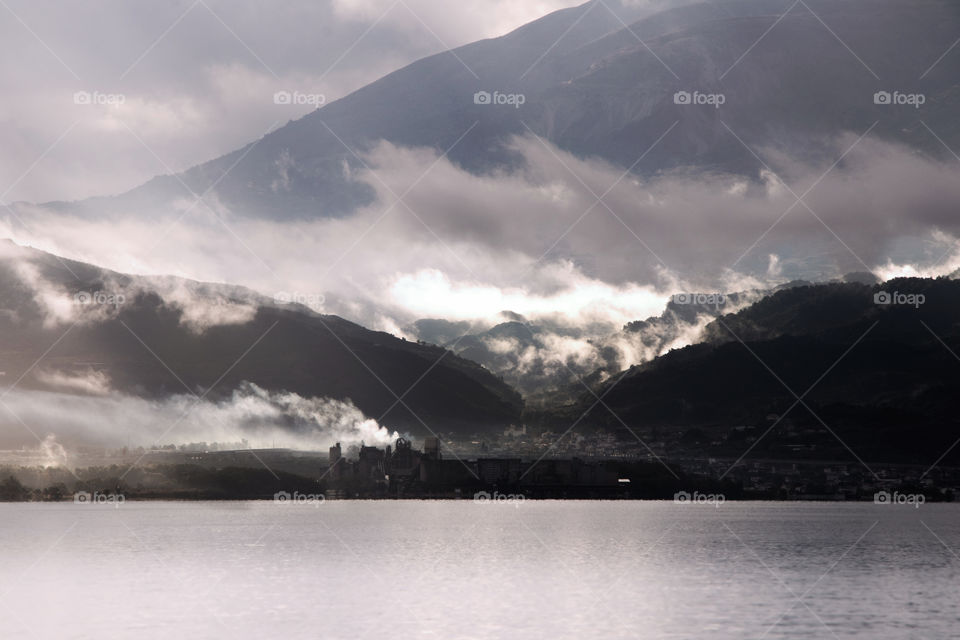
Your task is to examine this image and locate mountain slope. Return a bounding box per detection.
[413,282,804,404]
[25,0,960,219]
[549,278,960,464]
[0,242,522,439]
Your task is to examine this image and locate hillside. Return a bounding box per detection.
[20,0,960,219]
[548,278,960,464]
[0,242,522,441]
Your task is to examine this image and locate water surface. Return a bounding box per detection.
[0,501,957,639]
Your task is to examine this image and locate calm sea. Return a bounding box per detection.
[0,501,957,639]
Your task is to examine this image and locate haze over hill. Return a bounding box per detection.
[25,0,960,218]
[4,0,960,344]
[3,0,960,461]
[5,236,957,472]
[0,241,521,449]
[5,7,960,638]
[549,277,960,466]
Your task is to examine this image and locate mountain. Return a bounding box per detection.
[411,282,805,404]
[22,0,960,219]
[0,241,522,440]
[549,277,960,465]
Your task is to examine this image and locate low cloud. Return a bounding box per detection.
[444,290,763,401]
[5,132,959,343]
[0,382,399,451]
[142,277,261,333]
[0,241,262,332]
[33,369,112,397]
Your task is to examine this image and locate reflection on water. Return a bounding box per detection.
[0,501,957,639]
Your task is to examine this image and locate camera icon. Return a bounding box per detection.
[473,491,492,502]
[874,91,891,105]
[73,491,92,504]
[673,491,691,504]
[874,291,892,305]
[273,491,291,503]
[73,91,92,105]
[874,491,891,504]
[672,293,690,305]
[673,91,691,105]
[473,91,491,105]
[273,91,292,105]
[273,291,291,304]
[74,291,92,305]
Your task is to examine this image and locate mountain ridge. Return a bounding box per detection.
[16,0,960,220]
[543,277,960,465]
[0,242,523,443]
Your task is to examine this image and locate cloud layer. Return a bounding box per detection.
[0,381,399,451]
[6,133,960,336]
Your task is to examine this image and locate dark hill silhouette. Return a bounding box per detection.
[551,278,960,464]
[0,242,521,438]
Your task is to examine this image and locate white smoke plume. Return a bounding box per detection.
[39,434,71,469]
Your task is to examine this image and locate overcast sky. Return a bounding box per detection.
[0,0,577,204]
